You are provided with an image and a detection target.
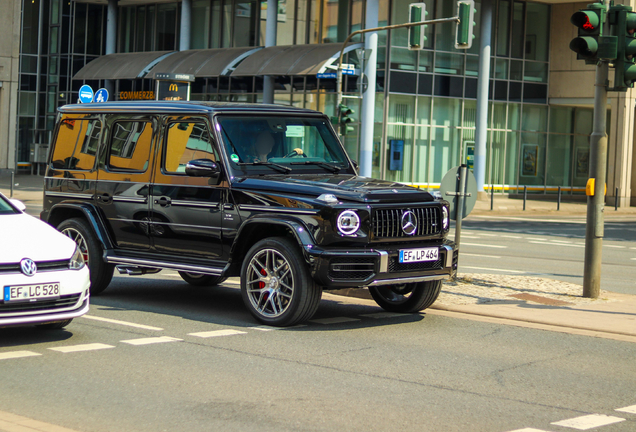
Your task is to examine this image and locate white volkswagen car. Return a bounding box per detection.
[0,192,90,328]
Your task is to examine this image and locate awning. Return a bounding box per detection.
[231,43,363,77]
[145,47,262,79]
[73,51,175,80]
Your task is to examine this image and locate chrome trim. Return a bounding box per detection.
[442,245,454,268]
[171,200,220,209]
[112,196,147,203]
[105,256,223,275]
[238,205,318,215]
[45,192,92,199]
[365,274,450,287]
[378,251,389,273]
[1,296,89,326]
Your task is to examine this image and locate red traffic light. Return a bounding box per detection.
[571,10,600,33]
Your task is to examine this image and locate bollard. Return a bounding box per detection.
[10,171,14,198]
[557,186,561,211]
[523,185,527,211]
[616,187,619,211]
[490,185,494,211]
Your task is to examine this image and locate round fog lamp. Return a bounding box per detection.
[337,210,360,236]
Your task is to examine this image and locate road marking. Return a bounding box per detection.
[471,215,586,224]
[547,239,573,244]
[501,235,523,239]
[359,312,404,319]
[0,409,81,432]
[121,336,182,345]
[551,414,625,430]
[82,314,163,331]
[604,244,626,249]
[476,233,497,237]
[461,266,527,274]
[188,329,247,338]
[249,325,282,331]
[529,241,585,248]
[461,253,502,259]
[309,317,361,325]
[506,428,550,432]
[49,343,115,353]
[0,351,41,360]
[616,404,636,414]
[526,238,547,241]
[461,243,508,249]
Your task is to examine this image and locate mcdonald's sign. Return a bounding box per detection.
[157,80,189,101]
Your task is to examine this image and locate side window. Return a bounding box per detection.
[164,122,219,174]
[50,117,101,170]
[108,121,153,172]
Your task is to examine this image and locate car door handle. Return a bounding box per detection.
[223,203,234,210]
[155,197,171,207]
[96,193,112,203]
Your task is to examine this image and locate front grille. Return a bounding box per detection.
[0,294,81,313]
[0,259,69,274]
[329,257,375,280]
[373,207,441,239]
[388,257,443,273]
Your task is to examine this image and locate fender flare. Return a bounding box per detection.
[48,202,115,250]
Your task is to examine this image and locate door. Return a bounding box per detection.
[150,116,225,262]
[95,117,156,251]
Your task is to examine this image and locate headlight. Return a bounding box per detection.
[337,210,360,236]
[442,206,450,230]
[69,245,86,270]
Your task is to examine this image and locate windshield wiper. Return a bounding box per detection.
[290,161,341,173]
[237,161,292,173]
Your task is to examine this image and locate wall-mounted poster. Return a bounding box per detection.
[575,148,589,178]
[521,144,538,176]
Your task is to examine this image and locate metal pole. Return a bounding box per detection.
[523,185,527,211]
[105,0,118,95]
[358,0,378,178]
[615,187,619,211]
[180,0,191,51]
[557,186,561,211]
[454,164,468,250]
[490,185,494,210]
[10,171,14,198]
[583,58,609,299]
[262,0,278,104]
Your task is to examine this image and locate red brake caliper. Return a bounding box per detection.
[258,268,267,289]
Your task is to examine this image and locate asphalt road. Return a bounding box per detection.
[1,273,636,432]
[454,214,636,295]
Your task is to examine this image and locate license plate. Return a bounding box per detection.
[3,283,61,302]
[399,247,439,263]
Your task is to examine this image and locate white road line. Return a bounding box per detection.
[604,245,627,249]
[461,253,502,259]
[188,329,247,338]
[471,215,586,224]
[526,238,547,241]
[0,351,41,360]
[121,336,182,345]
[616,405,636,414]
[461,243,508,249]
[359,312,404,319]
[81,314,163,331]
[49,343,115,353]
[529,241,585,248]
[506,428,551,432]
[547,239,573,244]
[551,414,625,430]
[631,258,636,261]
[476,233,497,237]
[249,325,282,331]
[461,266,527,274]
[309,317,361,325]
[630,247,636,250]
[501,235,523,239]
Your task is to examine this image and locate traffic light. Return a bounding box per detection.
[338,103,354,136]
[455,0,475,49]
[612,7,636,90]
[408,3,427,50]
[569,6,603,63]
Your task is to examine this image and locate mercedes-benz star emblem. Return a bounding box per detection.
[20,258,37,276]
[401,210,418,235]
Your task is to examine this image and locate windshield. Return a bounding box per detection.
[216,115,351,173]
[0,194,19,215]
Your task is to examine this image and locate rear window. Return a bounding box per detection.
[50,116,101,170]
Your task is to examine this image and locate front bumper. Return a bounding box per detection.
[305,240,458,289]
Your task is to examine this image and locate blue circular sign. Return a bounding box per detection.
[78,85,94,103]
[94,88,109,103]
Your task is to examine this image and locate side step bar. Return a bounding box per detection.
[107,256,224,276]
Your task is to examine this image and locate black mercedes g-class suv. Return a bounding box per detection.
[42,101,457,326]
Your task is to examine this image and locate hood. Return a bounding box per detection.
[0,213,76,263]
[231,175,435,203]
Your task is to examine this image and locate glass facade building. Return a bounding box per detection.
[15,0,603,196]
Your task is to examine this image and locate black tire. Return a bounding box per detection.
[58,218,114,295]
[178,272,228,286]
[368,280,442,313]
[37,319,73,330]
[240,237,322,326]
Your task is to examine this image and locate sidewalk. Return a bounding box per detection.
[2,173,636,342]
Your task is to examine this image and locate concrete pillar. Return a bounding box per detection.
[105,0,118,95]
[262,0,277,104]
[180,0,191,51]
[474,0,493,194]
[358,0,378,178]
[607,90,634,208]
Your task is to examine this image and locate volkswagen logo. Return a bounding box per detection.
[20,258,37,276]
[401,210,418,236]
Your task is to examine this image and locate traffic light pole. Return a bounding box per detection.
[583,59,609,298]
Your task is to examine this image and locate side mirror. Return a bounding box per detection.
[9,199,27,212]
[185,159,222,180]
